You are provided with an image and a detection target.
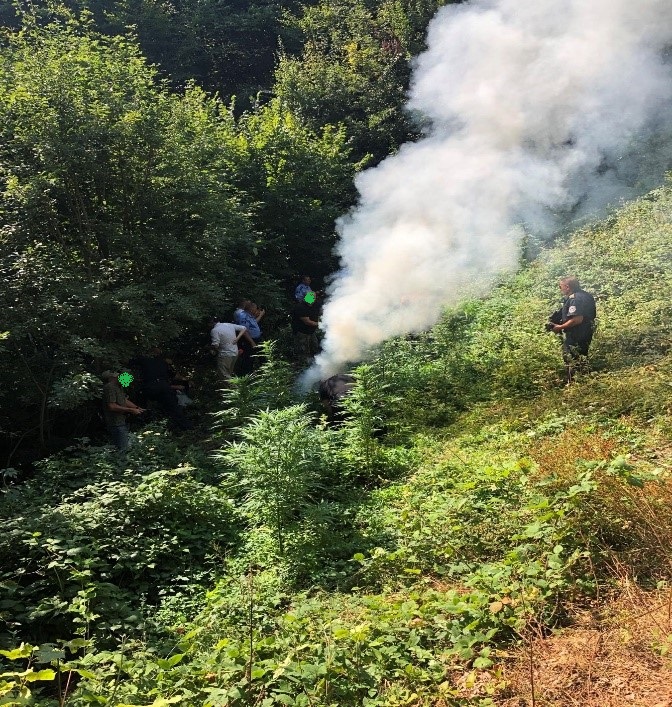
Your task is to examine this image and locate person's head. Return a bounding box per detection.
[237,298,250,310]
[300,274,311,285]
[101,370,119,385]
[243,301,256,314]
[149,346,162,357]
[559,276,581,296]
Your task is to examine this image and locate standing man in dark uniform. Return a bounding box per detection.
[548,276,596,384]
[291,292,320,365]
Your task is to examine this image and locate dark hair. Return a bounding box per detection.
[560,276,581,292]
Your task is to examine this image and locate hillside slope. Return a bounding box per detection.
[2,184,672,705]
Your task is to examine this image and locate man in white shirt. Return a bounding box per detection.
[210,320,257,383]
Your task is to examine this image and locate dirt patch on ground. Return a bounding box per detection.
[494,586,672,706]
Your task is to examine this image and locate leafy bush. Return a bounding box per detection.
[212,341,300,436]
[218,404,332,558]
[0,460,239,646]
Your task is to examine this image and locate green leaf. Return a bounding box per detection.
[0,645,34,660]
[157,654,184,670]
[25,669,56,682]
[74,668,98,679]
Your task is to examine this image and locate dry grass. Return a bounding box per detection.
[496,584,672,707]
[527,427,620,479]
[527,421,672,582]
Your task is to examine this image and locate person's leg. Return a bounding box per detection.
[217,354,238,386]
[107,424,129,453]
[294,333,310,365]
[562,340,574,384]
[576,338,591,375]
[564,334,591,383]
[236,338,253,375]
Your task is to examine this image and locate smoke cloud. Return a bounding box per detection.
[310,0,672,380]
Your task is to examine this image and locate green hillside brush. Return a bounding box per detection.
[217,405,330,559]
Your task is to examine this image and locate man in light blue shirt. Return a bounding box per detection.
[294,274,314,302]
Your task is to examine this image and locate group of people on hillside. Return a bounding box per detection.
[103,278,320,452]
[208,279,322,383]
[210,299,266,380]
[103,273,596,452]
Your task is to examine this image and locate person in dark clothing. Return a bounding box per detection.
[133,347,193,430]
[548,276,596,383]
[318,374,356,423]
[291,295,320,364]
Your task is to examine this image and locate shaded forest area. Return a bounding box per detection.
[0,0,453,466]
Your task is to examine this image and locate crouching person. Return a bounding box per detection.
[318,374,356,424]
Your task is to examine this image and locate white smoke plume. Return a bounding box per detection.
[310,0,672,381]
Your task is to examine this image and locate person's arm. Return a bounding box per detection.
[210,329,220,355]
[125,398,145,413]
[235,327,257,347]
[107,401,144,415]
[255,308,265,322]
[300,316,319,328]
[553,315,584,332]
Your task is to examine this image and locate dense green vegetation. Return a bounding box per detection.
[3,179,672,703]
[0,0,455,454]
[2,1,672,704]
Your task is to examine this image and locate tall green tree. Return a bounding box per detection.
[274,0,453,162]
[235,97,358,280]
[0,20,259,445]
[0,0,307,103]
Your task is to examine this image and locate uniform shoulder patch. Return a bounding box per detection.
[568,305,577,314]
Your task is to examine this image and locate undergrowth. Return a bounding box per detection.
[3,185,672,704]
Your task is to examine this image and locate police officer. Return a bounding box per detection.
[549,276,596,383]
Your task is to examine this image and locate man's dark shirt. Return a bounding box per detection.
[291,301,318,334]
[562,289,596,345]
[134,356,172,385]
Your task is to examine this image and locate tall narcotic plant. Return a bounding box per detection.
[338,364,389,484]
[220,405,325,556]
